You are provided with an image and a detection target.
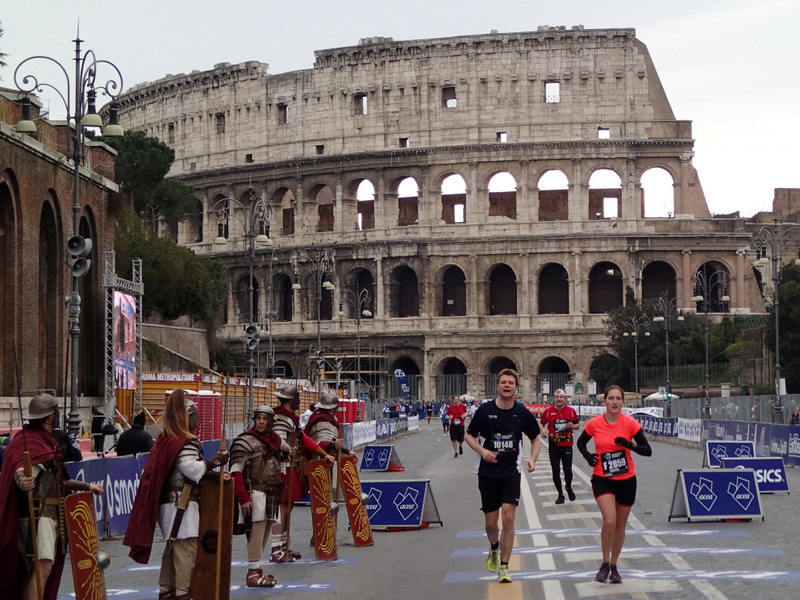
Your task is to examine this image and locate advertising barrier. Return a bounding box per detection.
[721,456,790,494]
[361,479,443,529]
[703,440,755,468]
[360,445,405,471]
[669,468,764,522]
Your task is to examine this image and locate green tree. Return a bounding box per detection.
[115,207,227,325]
[766,263,800,392]
[103,130,196,229]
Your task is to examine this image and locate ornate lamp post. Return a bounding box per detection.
[622,314,650,402]
[14,36,124,436]
[337,287,372,399]
[291,249,335,398]
[752,223,800,422]
[690,268,730,419]
[652,295,684,417]
[214,194,273,418]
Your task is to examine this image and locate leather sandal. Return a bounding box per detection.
[246,568,277,588]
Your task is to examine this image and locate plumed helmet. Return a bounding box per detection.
[273,384,298,402]
[185,396,198,414]
[316,392,340,411]
[25,393,59,420]
[253,404,275,418]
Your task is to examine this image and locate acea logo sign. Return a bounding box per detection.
[703,440,755,468]
[669,469,763,522]
[361,479,443,529]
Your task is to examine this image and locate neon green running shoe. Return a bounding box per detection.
[485,549,499,572]
[498,564,512,583]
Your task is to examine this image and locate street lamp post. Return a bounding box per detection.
[752,223,800,422]
[690,269,730,419]
[291,249,335,399]
[214,194,273,419]
[337,287,372,399]
[14,36,124,436]
[622,314,650,402]
[652,295,684,417]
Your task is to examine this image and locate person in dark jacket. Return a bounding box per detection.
[116,412,155,456]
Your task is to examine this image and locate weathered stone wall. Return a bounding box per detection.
[0,94,119,403]
[113,28,773,400]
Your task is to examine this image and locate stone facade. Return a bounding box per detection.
[115,28,772,401]
[0,92,120,406]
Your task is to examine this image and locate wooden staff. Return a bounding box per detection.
[332,421,343,537]
[214,377,229,600]
[13,341,43,600]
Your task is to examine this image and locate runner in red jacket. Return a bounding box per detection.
[540,388,580,504]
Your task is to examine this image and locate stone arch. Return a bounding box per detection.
[537,169,569,221]
[395,176,419,226]
[589,261,624,313]
[274,359,294,378]
[212,193,230,240]
[441,265,466,316]
[308,183,335,232]
[589,168,622,219]
[389,265,420,318]
[340,267,375,318]
[437,357,467,399]
[641,166,676,218]
[487,263,517,315]
[234,272,259,322]
[692,261,731,313]
[39,198,60,391]
[440,173,467,224]
[0,171,19,395]
[538,263,569,314]
[355,179,376,231]
[642,260,677,301]
[537,356,572,396]
[271,272,293,322]
[270,186,296,236]
[185,198,204,243]
[487,171,517,219]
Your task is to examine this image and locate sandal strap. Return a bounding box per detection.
[247,570,277,587]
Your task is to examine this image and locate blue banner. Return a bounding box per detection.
[361,445,395,471]
[721,456,790,494]
[393,369,411,399]
[104,456,142,536]
[670,468,763,521]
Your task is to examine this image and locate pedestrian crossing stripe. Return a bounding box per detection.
[442,568,800,583]
[455,527,751,538]
[451,545,785,557]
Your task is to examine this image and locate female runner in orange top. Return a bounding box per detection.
[576,384,651,584]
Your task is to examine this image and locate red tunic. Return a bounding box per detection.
[0,425,67,600]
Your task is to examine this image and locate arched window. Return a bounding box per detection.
[357,180,375,230]
[441,174,466,224]
[589,169,622,219]
[488,264,517,315]
[538,264,569,314]
[488,172,517,219]
[642,167,675,218]
[538,169,569,221]
[397,177,419,226]
[441,266,466,316]
[589,262,623,313]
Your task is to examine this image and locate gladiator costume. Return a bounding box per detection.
[230,414,286,587]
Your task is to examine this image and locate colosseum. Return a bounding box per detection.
[115,26,774,401]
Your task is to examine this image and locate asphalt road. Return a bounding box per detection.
[57,418,800,600]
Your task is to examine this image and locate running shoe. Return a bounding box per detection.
[485,549,499,572]
[555,494,565,505]
[497,564,512,583]
[454,452,458,458]
[609,564,622,584]
[459,445,463,455]
[595,562,611,583]
[566,487,576,501]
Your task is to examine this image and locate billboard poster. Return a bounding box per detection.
[114,290,138,390]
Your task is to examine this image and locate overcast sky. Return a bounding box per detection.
[2,0,797,217]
